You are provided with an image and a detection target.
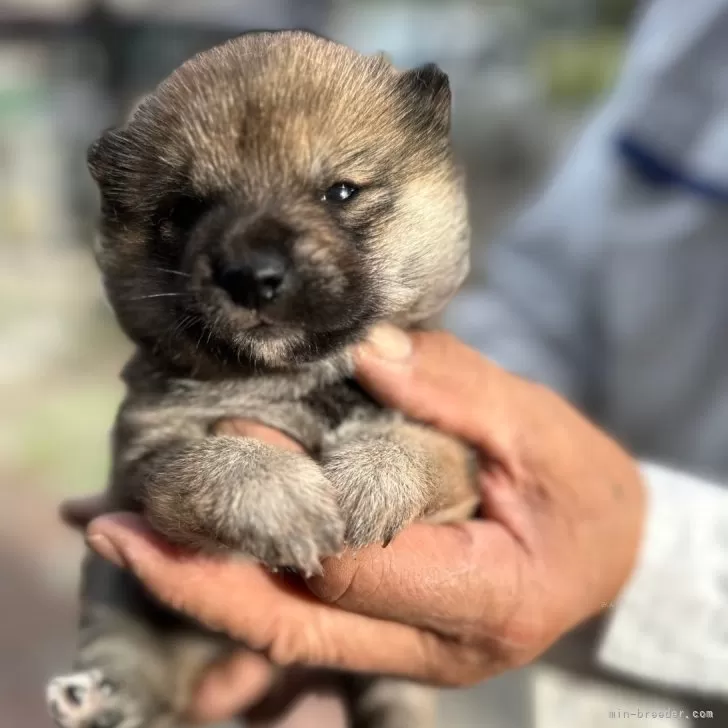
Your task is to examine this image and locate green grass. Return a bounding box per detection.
[8,380,123,496]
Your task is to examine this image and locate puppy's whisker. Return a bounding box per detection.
[127,292,191,301]
[145,266,191,278]
[195,333,205,356]
[168,314,199,341]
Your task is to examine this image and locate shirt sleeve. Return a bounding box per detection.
[445,0,728,414]
[597,462,728,696]
[442,0,728,697]
[442,100,618,410]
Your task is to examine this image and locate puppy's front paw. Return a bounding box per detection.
[145,439,345,576]
[222,449,345,574]
[323,435,431,550]
[46,669,138,728]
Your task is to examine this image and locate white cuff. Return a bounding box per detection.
[597,462,728,696]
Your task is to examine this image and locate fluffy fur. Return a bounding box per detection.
[46,30,477,728]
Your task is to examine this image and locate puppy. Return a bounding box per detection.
[46,30,478,728]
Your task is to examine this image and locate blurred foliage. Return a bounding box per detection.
[532,30,625,104]
[596,0,638,28]
[12,381,120,495]
[514,0,638,29]
[1,262,129,496]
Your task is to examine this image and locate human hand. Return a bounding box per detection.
[67,325,646,718]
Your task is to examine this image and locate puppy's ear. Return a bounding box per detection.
[125,93,152,122]
[88,94,151,186]
[87,128,127,186]
[398,63,451,133]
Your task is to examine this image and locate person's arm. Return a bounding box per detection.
[447,0,728,692]
[447,0,728,415]
[444,104,613,409]
[599,462,728,695]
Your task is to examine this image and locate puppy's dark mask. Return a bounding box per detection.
[89,31,469,375]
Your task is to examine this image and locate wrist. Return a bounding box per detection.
[597,462,728,693]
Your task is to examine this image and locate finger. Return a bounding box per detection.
[214,419,305,453]
[190,651,275,724]
[60,494,108,531]
[85,513,487,684]
[309,516,526,641]
[245,669,347,727]
[352,326,519,460]
[249,691,348,728]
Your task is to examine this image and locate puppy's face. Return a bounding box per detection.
[90,31,469,372]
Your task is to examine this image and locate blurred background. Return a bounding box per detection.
[0,1,660,726]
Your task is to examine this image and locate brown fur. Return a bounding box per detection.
[46,30,477,728]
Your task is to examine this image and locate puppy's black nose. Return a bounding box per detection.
[215,250,289,308]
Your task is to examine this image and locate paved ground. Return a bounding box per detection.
[0,485,80,728]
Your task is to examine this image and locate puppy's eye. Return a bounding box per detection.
[322,182,359,203]
[166,194,210,230]
[155,194,210,236]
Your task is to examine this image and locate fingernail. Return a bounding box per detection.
[86,533,127,569]
[362,324,412,362]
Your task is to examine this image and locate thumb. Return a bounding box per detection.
[308,517,525,640]
[353,325,518,458]
[190,651,274,723]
